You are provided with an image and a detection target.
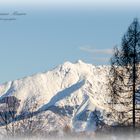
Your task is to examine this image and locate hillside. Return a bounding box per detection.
[0,60,115,135]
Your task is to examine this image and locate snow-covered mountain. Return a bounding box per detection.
[0,60,113,134]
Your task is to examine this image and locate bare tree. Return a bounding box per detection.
[0,96,20,136]
[109,18,140,129]
[0,95,45,137]
[17,95,45,136]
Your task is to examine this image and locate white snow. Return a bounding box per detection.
[0,60,112,133]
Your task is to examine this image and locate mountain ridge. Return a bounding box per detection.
[0,60,112,134]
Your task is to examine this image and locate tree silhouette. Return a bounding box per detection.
[109,18,140,129]
[0,95,45,137]
[0,96,20,136]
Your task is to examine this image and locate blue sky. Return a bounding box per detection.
[0,1,140,83]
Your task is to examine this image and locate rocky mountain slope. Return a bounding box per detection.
[0,60,114,134]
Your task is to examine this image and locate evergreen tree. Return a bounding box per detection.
[109,18,140,129]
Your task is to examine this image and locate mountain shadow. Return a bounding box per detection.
[0,79,85,126]
[38,79,85,112]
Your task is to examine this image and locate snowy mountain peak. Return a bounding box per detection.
[76,60,86,64]
[0,60,111,133]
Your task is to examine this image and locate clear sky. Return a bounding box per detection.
[0,0,140,83]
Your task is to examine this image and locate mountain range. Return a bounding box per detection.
[0,60,119,135]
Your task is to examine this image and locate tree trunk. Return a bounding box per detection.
[133,25,137,129]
